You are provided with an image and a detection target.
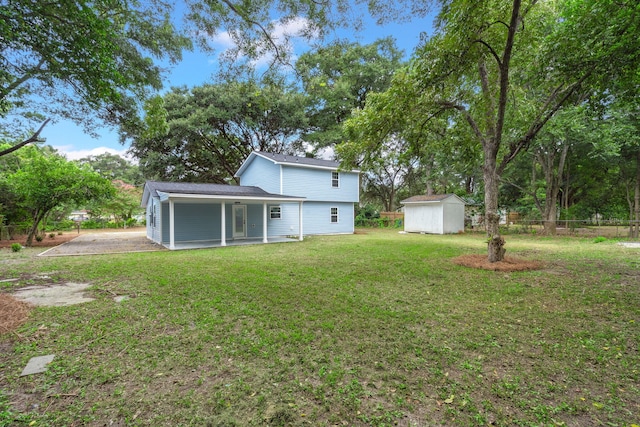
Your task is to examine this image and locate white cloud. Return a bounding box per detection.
[209,31,236,50]
[272,16,313,39]
[208,16,317,67]
[53,145,132,161]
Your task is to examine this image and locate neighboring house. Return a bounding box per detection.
[401,194,465,234]
[68,210,90,222]
[141,151,360,249]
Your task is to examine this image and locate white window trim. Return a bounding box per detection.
[269,205,282,220]
[330,206,339,223]
[331,171,339,188]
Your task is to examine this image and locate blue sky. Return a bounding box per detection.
[45,9,436,160]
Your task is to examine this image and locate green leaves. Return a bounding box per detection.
[1,0,191,135]
[130,78,309,183]
[296,38,404,149]
[4,147,115,244]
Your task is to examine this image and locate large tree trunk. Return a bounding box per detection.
[539,143,568,235]
[484,146,505,262]
[634,150,640,239]
[25,210,46,247]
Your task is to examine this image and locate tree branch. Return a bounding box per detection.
[494,0,522,149]
[219,0,290,69]
[479,59,496,137]
[0,59,47,101]
[473,39,502,67]
[497,72,589,174]
[438,101,486,145]
[0,119,51,157]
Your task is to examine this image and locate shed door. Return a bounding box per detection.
[232,205,246,238]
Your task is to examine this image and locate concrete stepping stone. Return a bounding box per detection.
[21,354,55,376]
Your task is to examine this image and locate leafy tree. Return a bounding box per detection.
[295,38,404,150]
[77,153,144,186]
[130,79,309,183]
[87,180,143,227]
[344,0,640,261]
[0,0,190,154]
[340,68,481,214]
[6,150,114,245]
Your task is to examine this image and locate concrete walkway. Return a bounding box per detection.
[39,231,165,257]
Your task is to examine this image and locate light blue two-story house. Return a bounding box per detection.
[141,151,360,249]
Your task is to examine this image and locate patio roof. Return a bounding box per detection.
[141,181,305,206]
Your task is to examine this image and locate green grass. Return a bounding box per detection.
[1,229,639,426]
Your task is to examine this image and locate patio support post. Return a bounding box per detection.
[169,199,175,250]
[262,202,268,243]
[299,201,304,241]
[220,202,226,246]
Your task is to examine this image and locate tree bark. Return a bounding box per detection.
[634,150,640,239]
[484,144,505,262]
[25,210,46,247]
[0,119,51,157]
[539,142,568,235]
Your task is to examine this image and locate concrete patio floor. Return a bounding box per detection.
[170,236,298,250]
[38,231,298,256]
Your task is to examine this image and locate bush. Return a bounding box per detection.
[11,243,21,252]
[49,233,56,239]
[593,236,607,243]
[35,235,43,242]
[81,219,103,229]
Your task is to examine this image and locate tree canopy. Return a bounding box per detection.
[129,79,309,183]
[5,147,114,245]
[295,38,404,150]
[339,0,640,261]
[0,0,191,153]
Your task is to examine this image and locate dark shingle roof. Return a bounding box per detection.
[254,151,341,169]
[142,181,303,206]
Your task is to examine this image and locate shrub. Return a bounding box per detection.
[49,233,56,239]
[593,236,607,243]
[11,243,21,252]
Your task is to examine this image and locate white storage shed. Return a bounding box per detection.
[401,194,466,234]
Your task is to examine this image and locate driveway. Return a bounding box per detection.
[39,231,165,257]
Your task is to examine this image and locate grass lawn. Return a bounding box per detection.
[0,229,639,426]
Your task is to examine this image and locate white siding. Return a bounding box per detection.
[442,200,465,233]
[404,197,465,234]
[404,204,444,234]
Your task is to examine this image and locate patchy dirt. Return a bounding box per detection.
[0,294,32,334]
[0,232,78,248]
[452,254,544,271]
[13,283,95,306]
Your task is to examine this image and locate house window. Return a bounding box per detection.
[150,204,157,227]
[330,207,339,223]
[270,205,281,219]
[331,171,339,188]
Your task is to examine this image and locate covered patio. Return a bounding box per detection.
[142,182,306,250]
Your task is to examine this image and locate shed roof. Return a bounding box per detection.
[141,181,304,206]
[235,151,359,176]
[401,194,465,204]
